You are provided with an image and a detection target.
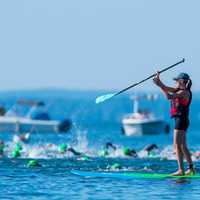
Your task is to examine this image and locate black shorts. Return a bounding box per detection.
[174,117,190,131]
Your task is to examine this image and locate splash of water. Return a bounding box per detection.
[1,139,199,162]
[75,130,89,153]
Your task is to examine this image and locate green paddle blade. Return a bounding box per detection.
[95,93,115,104]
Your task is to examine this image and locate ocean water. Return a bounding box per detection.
[0,89,200,200]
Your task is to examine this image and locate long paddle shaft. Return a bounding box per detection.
[95,58,185,104]
[115,58,185,97]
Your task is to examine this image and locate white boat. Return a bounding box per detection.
[0,100,71,133]
[122,94,169,136]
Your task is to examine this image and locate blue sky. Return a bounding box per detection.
[0,0,199,91]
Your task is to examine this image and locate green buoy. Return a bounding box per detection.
[15,143,23,151]
[0,141,4,154]
[99,150,109,157]
[12,150,21,158]
[81,155,90,161]
[12,143,23,158]
[110,163,122,170]
[27,160,41,167]
[58,144,68,153]
[148,151,156,158]
[123,147,130,156]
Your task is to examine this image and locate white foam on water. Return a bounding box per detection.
[2,139,200,161]
[107,148,123,157]
[27,144,59,159]
[159,145,176,160]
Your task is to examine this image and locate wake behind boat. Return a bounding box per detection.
[0,99,71,133]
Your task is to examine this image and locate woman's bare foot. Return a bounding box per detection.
[170,170,185,176]
[185,168,195,176]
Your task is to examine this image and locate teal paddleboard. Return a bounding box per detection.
[71,170,200,179]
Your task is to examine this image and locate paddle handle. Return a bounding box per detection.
[114,58,185,97]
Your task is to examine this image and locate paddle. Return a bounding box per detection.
[95,58,185,104]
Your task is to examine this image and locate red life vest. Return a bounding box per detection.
[170,89,192,118]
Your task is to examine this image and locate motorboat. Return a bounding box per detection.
[0,99,71,133]
[122,94,169,136]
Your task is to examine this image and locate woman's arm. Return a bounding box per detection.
[158,82,177,93]
[159,86,171,100]
[153,72,177,93]
[153,72,176,100]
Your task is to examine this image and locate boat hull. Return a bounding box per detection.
[0,117,71,133]
[122,119,165,136]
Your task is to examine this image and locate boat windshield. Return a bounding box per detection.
[5,100,51,120]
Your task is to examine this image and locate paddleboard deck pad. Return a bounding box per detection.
[71,170,200,179]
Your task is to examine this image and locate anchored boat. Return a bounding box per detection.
[122,94,169,136]
[0,99,71,133]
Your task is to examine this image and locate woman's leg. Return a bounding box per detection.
[181,132,195,174]
[181,131,192,164]
[171,129,185,175]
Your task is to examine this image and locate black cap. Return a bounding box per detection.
[173,73,190,81]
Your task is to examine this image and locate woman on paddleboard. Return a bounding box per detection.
[153,72,195,176]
